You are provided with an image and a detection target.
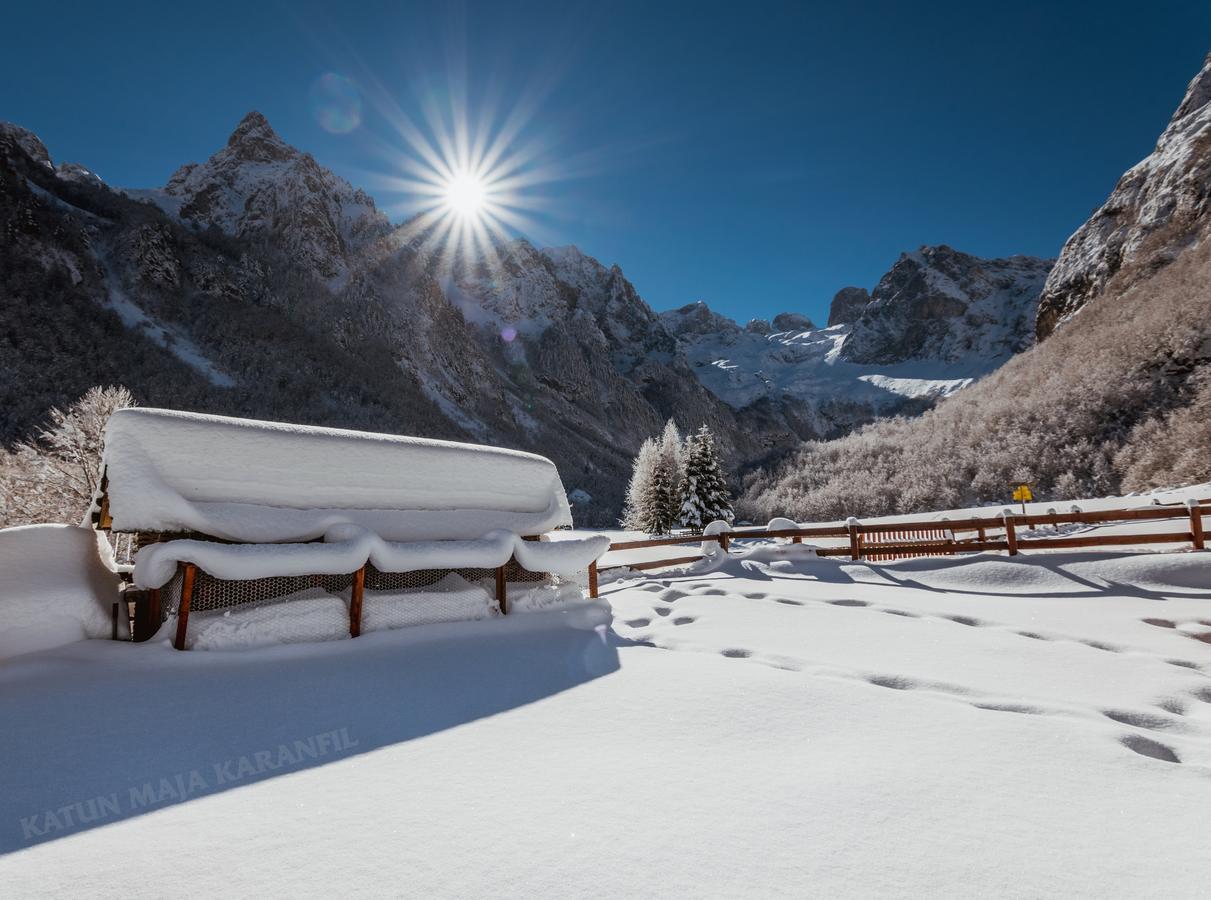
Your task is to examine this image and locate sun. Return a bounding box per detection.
[443,171,487,219]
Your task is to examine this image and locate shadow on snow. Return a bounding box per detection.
[0,606,618,854]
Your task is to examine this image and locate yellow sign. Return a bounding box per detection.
[1012,484,1033,503]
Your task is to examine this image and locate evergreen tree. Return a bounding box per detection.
[620,437,660,531]
[657,419,685,531]
[679,424,733,529]
[620,419,687,535]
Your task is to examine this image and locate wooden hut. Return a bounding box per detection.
[91,409,608,649]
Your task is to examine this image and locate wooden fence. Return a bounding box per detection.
[587,500,1210,598]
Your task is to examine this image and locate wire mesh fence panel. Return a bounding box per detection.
[157,553,592,650]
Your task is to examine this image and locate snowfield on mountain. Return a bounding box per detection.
[3,487,1211,897]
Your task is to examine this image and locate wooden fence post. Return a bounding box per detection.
[847,518,861,561]
[719,532,730,552]
[496,565,508,615]
[588,560,599,598]
[349,566,366,637]
[1002,512,1018,557]
[173,563,196,651]
[1189,501,1205,551]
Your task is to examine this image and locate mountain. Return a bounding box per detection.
[1036,53,1211,338]
[0,113,799,525]
[741,52,1211,522]
[659,246,1052,438]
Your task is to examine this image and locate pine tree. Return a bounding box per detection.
[621,437,659,531]
[657,419,684,531]
[680,424,733,529]
[620,419,687,535]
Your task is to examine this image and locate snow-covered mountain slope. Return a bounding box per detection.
[131,112,389,283]
[1037,52,1211,338]
[660,246,1052,435]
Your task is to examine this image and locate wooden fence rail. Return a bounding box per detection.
[588,500,1211,597]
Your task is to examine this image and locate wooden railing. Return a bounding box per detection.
[587,500,1210,597]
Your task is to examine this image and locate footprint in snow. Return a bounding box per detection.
[945,615,983,627]
[882,609,919,618]
[1120,734,1181,764]
[775,598,805,606]
[624,618,651,628]
[653,607,673,617]
[1081,639,1122,653]
[1156,698,1188,716]
[672,616,696,626]
[973,702,1045,715]
[1166,659,1201,670]
[828,599,869,607]
[1102,709,1182,731]
[1017,631,1050,641]
[1143,617,1177,629]
[721,648,752,659]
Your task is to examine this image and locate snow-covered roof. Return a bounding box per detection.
[98,409,574,543]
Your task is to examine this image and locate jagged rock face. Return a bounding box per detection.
[160,111,389,282]
[0,122,51,169]
[772,312,815,332]
[1037,53,1211,339]
[827,287,869,326]
[839,245,1052,365]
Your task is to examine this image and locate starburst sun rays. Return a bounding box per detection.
[358,76,574,277]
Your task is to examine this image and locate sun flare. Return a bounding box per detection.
[443,171,488,219]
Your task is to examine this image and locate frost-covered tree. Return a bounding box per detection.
[621,419,687,535]
[680,424,734,530]
[656,420,685,529]
[2,385,136,526]
[621,437,660,531]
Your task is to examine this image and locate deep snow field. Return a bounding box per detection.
[3,521,1211,895]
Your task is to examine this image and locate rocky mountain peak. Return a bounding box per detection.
[157,111,388,282]
[772,312,815,333]
[1037,53,1211,339]
[223,110,293,163]
[0,121,52,168]
[840,244,1053,365]
[827,287,870,326]
[1174,52,1211,121]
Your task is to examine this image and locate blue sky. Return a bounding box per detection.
[3,1,1209,326]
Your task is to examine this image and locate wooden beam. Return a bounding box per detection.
[599,554,704,573]
[349,566,366,637]
[1191,504,1206,551]
[1003,515,1018,557]
[588,560,599,598]
[848,521,861,561]
[173,563,196,651]
[496,565,508,615]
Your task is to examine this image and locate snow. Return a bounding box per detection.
[0,525,119,660]
[96,253,236,387]
[100,408,575,543]
[134,526,610,589]
[666,313,1002,425]
[4,489,1211,894]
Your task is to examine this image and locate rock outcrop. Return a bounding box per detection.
[1037,53,1211,338]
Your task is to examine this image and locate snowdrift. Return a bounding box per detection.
[0,525,120,660]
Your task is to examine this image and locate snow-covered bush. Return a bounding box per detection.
[2,385,135,526]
